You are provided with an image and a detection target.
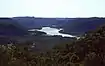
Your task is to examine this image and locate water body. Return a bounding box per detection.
[29,27,76,38]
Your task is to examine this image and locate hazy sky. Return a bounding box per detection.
[0,0,105,17]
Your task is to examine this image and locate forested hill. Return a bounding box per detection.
[61,17,105,35]
[0,18,28,36]
[13,17,105,35]
[0,22,105,66]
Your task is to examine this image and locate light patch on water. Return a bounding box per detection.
[28,27,77,38]
[37,27,76,37]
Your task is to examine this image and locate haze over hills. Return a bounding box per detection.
[61,17,105,35]
[0,17,76,48]
[13,17,69,29]
[0,17,105,44]
[0,17,105,36]
[0,18,28,36]
[12,17,105,35]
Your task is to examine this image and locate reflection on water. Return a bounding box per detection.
[29,27,76,37]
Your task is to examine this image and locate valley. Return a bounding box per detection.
[0,17,105,66]
[0,17,105,51]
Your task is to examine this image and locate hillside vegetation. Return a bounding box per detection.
[0,25,105,66]
[0,18,28,36]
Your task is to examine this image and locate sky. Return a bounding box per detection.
[0,0,105,18]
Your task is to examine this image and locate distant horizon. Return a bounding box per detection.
[0,16,105,18]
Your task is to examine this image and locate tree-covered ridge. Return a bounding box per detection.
[0,25,105,66]
[0,18,28,36]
